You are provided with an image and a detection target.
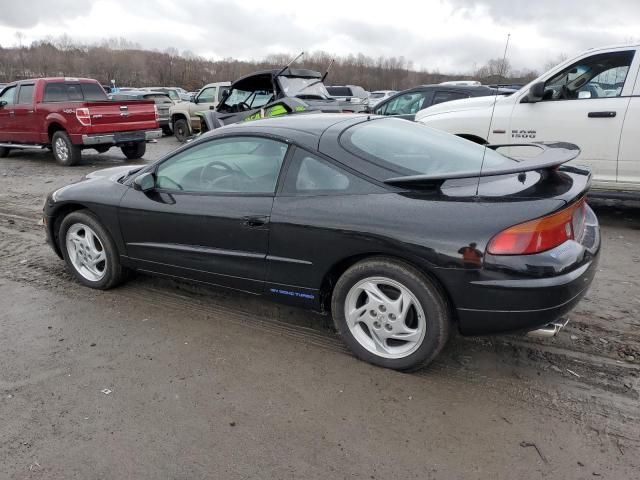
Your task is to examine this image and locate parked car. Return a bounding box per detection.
[197,68,342,135]
[0,77,161,165]
[326,85,369,113]
[169,82,231,141]
[109,90,174,135]
[371,85,511,120]
[142,87,183,103]
[416,43,640,196]
[368,90,397,109]
[43,113,599,371]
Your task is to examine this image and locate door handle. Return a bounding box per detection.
[243,215,269,227]
[588,111,616,118]
[8,110,15,116]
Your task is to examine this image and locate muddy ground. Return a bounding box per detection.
[0,138,639,479]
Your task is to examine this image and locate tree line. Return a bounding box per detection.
[0,35,541,91]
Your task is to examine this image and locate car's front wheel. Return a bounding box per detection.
[331,257,450,371]
[59,210,127,289]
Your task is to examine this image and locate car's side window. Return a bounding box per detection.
[543,50,635,101]
[197,87,216,103]
[16,84,35,104]
[155,136,288,194]
[431,91,468,106]
[0,86,16,105]
[381,92,428,115]
[282,149,376,195]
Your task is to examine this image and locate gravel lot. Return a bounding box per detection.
[1,137,639,479]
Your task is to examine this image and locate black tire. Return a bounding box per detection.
[52,131,81,166]
[94,145,111,154]
[58,209,127,290]
[0,147,10,158]
[331,257,450,371]
[173,118,190,142]
[121,142,146,160]
[162,126,172,136]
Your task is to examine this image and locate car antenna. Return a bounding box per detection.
[275,51,305,78]
[321,59,335,82]
[476,33,511,196]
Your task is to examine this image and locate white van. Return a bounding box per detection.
[416,44,640,195]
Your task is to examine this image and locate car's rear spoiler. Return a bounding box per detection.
[384,142,581,187]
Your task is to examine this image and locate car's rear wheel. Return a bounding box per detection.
[121,142,146,160]
[0,147,10,158]
[173,118,190,142]
[52,131,81,166]
[59,210,127,290]
[331,257,450,371]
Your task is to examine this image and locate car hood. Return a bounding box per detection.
[415,95,509,121]
[85,165,143,182]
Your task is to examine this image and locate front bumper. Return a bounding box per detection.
[81,129,162,146]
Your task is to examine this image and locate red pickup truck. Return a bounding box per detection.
[0,77,161,166]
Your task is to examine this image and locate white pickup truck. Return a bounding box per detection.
[416,44,640,196]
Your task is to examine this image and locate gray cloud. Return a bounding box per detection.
[0,0,638,72]
[0,0,96,28]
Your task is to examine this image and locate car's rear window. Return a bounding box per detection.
[327,86,353,96]
[341,118,511,178]
[43,82,107,102]
[369,92,385,98]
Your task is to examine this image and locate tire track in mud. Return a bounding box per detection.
[1,207,639,443]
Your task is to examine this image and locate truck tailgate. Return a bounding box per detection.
[84,100,158,133]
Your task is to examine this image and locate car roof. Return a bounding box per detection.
[200,113,367,149]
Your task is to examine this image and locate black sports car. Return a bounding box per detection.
[44,114,600,371]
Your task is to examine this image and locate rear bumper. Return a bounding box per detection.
[80,129,162,146]
[448,211,600,336]
[455,256,598,335]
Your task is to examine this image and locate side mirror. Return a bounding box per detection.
[525,81,546,103]
[133,172,155,192]
[190,94,196,103]
[193,96,199,104]
[578,91,592,99]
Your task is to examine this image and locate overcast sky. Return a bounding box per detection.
[0,0,638,73]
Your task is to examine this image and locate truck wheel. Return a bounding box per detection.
[94,146,111,154]
[162,126,172,136]
[52,131,81,166]
[0,147,10,158]
[121,142,146,160]
[173,119,190,142]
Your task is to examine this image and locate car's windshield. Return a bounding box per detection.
[342,118,511,178]
[279,76,330,98]
[370,92,386,99]
[223,89,273,108]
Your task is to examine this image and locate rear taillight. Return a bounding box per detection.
[487,198,587,255]
[75,108,91,126]
[154,104,159,122]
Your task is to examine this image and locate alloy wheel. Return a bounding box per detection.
[344,276,426,359]
[55,137,69,163]
[65,223,107,281]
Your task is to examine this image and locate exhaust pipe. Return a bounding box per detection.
[527,318,569,338]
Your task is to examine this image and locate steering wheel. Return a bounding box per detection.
[237,101,251,112]
[199,161,235,185]
[558,85,571,100]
